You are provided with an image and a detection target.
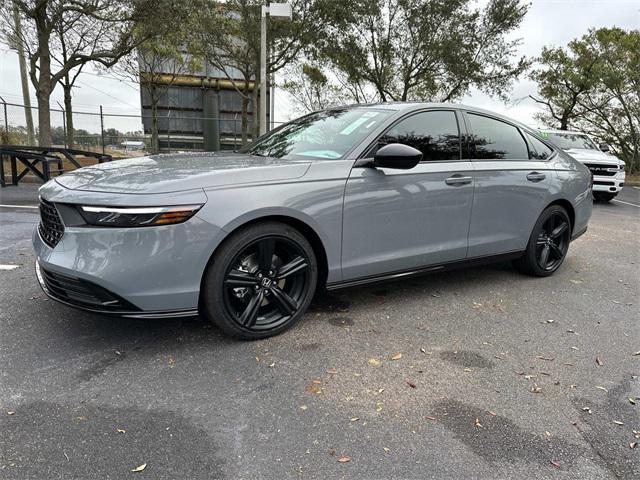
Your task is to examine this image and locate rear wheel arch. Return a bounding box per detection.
[545,199,575,234]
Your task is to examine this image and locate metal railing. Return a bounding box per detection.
[1,99,285,156]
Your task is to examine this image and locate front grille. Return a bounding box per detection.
[39,266,140,312]
[594,180,614,186]
[584,163,619,177]
[38,199,65,248]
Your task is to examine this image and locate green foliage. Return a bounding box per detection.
[311,0,529,102]
[531,28,640,172]
[281,64,350,113]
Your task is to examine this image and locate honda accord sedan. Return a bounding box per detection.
[34,103,592,339]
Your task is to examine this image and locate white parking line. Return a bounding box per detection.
[0,204,38,209]
[633,186,640,190]
[612,199,640,208]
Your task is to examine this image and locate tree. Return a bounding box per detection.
[1,0,188,147]
[197,0,328,142]
[313,0,529,103]
[281,63,351,113]
[10,2,35,145]
[529,44,598,130]
[531,28,639,173]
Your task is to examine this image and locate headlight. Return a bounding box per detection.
[78,204,202,227]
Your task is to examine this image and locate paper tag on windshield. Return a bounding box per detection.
[339,112,380,135]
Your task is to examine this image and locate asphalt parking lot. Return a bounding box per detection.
[1,185,638,479]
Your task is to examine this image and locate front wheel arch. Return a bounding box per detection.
[199,215,329,304]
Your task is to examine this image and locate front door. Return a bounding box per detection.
[341,109,475,281]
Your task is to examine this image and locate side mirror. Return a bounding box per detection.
[373,143,422,170]
[599,143,611,153]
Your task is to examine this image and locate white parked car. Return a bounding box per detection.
[538,129,625,202]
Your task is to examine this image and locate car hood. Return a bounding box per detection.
[55,152,312,194]
[564,148,624,165]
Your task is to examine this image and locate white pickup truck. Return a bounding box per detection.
[538,129,625,202]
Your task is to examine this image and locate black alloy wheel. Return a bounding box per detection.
[535,212,571,271]
[513,205,572,277]
[202,222,317,339]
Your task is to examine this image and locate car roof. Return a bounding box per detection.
[341,102,538,133]
[537,128,588,135]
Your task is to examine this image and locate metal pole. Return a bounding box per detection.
[0,96,8,140]
[259,6,268,136]
[167,111,171,153]
[57,101,67,148]
[99,105,105,154]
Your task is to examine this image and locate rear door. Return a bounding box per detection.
[341,109,475,280]
[464,112,555,257]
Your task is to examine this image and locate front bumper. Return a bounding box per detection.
[592,172,625,193]
[35,260,198,318]
[33,181,227,315]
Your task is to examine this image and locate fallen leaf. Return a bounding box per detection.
[406,381,416,389]
[305,384,322,394]
[544,431,552,437]
[300,405,308,411]
[268,362,276,368]
[425,416,436,421]
[545,319,555,324]
[569,279,583,284]
[463,368,473,372]
[116,428,126,434]
[472,302,483,309]
[377,388,385,394]
[634,351,640,356]
[337,456,351,463]
[312,379,322,384]
[390,353,402,361]
[531,387,542,393]
[420,348,426,354]
[631,442,637,449]
[595,386,608,392]
[629,397,636,405]
[131,463,147,473]
[487,411,497,416]
[474,418,483,428]
[582,407,592,414]
[550,460,561,468]
[375,401,384,412]
[168,356,175,367]
[383,447,390,453]
[74,416,88,421]
[326,369,338,374]
[595,357,603,366]
[350,417,359,422]
[571,346,579,351]
[368,358,382,367]
[7,411,15,415]
[613,420,624,425]
[537,356,554,361]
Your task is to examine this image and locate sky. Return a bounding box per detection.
[0,0,638,134]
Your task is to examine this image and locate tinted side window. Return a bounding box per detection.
[524,132,553,160]
[379,111,461,161]
[468,114,528,160]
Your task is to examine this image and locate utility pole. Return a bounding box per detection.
[12,3,35,145]
[259,3,292,136]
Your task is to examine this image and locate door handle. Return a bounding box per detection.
[527,172,546,182]
[445,175,472,186]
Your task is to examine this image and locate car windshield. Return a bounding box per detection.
[539,131,598,150]
[240,108,393,159]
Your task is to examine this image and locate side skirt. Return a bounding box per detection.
[326,251,524,291]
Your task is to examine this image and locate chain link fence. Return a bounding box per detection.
[1,98,284,160]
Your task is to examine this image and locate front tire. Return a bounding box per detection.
[513,205,572,277]
[201,222,318,340]
[594,192,617,203]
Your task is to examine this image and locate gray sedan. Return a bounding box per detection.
[33,103,592,339]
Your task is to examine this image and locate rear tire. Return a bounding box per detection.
[593,192,617,203]
[201,221,317,340]
[513,205,572,277]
